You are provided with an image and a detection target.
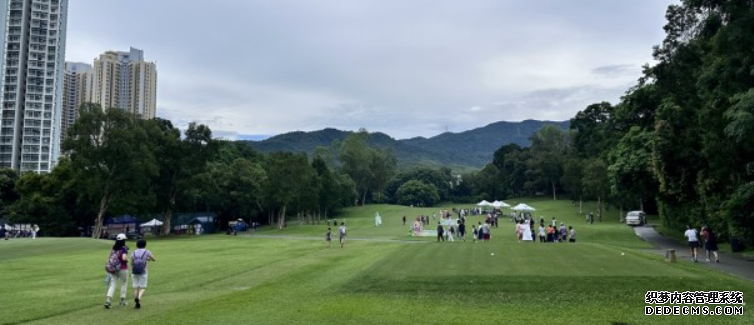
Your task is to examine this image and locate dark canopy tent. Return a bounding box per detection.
[105,215,140,225]
[188,216,215,234]
[102,215,140,239]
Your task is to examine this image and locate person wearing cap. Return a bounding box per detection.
[105,234,130,308]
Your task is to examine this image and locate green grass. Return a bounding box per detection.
[1,199,752,324]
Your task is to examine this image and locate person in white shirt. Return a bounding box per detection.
[338,222,347,248]
[521,219,533,242]
[684,225,700,262]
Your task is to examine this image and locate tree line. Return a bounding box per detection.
[1,105,376,238]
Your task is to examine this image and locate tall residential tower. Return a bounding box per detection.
[0,0,69,173]
[61,62,92,140]
[92,47,157,119]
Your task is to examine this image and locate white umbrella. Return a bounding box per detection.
[140,219,163,227]
[511,203,536,211]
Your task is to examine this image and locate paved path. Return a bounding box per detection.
[634,225,754,281]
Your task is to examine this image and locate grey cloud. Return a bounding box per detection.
[66,0,679,139]
[592,65,641,78]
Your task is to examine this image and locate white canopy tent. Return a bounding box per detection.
[511,203,536,211]
[491,200,510,208]
[476,200,492,207]
[140,219,164,227]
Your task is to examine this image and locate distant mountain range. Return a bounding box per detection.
[242,120,570,172]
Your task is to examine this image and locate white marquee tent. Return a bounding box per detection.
[511,203,536,211]
[140,219,164,227]
[476,200,492,206]
[491,200,510,208]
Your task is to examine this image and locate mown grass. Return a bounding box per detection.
[1,199,752,325]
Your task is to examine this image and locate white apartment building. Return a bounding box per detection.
[0,0,68,173]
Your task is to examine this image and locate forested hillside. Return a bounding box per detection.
[243,120,569,170]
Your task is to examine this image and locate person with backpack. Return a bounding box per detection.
[130,239,156,309]
[105,234,129,309]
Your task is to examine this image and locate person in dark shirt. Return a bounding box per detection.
[701,226,719,263]
[436,222,444,242]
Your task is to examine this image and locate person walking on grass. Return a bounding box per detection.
[130,239,156,309]
[436,222,444,242]
[482,221,491,242]
[338,222,347,248]
[521,219,533,242]
[684,225,700,262]
[538,223,546,243]
[105,234,129,309]
[326,227,332,248]
[568,226,576,243]
[472,225,478,243]
[701,225,719,263]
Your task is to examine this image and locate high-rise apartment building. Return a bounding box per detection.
[0,0,69,173]
[92,47,157,119]
[61,62,92,140]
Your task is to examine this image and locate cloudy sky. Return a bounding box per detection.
[65,0,677,140]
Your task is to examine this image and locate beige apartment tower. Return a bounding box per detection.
[91,47,157,119]
[61,62,92,139]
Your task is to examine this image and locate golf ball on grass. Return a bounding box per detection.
[491,253,495,256]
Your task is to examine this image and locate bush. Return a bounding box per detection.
[395,180,440,207]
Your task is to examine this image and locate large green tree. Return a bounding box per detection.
[527,125,570,200]
[395,180,440,207]
[152,120,217,235]
[63,104,157,238]
[339,130,373,205]
[264,152,314,228]
[8,159,83,236]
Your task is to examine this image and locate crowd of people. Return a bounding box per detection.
[427,209,578,244]
[0,224,40,240]
[517,218,576,243]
